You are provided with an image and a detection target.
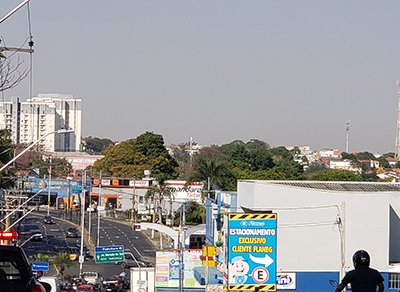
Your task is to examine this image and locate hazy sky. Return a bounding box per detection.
[1,1,400,154]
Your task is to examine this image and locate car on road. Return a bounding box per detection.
[76,284,94,292]
[43,215,55,224]
[102,276,123,292]
[23,217,38,224]
[30,230,43,241]
[0,244,50,292]
[66,227,79,238]
[19,223,41,237]
[67,247,80,261]
[81,272,103,289]
[38,276,61,292]
[74,243,92,259]
[117,251,153,268]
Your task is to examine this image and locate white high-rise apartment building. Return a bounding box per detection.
[0,93,82,152]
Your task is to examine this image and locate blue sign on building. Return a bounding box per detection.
[32,262,49,271]
[227,213,277,291]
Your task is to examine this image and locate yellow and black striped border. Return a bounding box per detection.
[229,213,277,220]
[228,284,276,291]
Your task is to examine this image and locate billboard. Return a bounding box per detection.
[20,178,87,197]
[165,181,203,203]
[155,249,203,288]
[227,213,277,291]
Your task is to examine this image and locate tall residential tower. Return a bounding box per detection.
[0,93,82,152]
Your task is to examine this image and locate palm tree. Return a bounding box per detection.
[189,158,233,196]
[145,173,172,224]
[50,253,74,278]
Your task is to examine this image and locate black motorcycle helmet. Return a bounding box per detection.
[353,250,370,268]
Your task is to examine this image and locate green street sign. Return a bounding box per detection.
[95,245,125,264]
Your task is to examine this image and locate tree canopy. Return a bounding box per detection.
[307,169,363,181]
[92,132,179,178]
[83,136,114,154]
[0,129,13,167]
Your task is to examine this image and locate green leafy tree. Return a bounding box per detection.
[354,151,376,161]
[170,144,191,178]
[93,132,179,178]
[34,253,50,262]
[271,157,304,180]
[304,162,326,178]
[0,129,13,166]
[183,201,205,224]
[376,157,389,169]
[50,253,74,278]
[246,139,270,150]
[382,152,395,159]
[28,155,72,178]
[134,132,168,158]
[220,140,248,163]
[186,145,234,188]
[221,139,274,171]
[189,158,234,191]
[83,136,114,154]
[246,148,274,171]
[361,172,380,182]
[145,173,173,224]
[269,146,293,163]
[308,169,363,181]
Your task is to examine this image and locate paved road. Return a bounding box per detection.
[16,209,157,283]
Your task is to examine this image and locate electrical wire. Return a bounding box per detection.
[267,204,340,211]
[278,220,338,229]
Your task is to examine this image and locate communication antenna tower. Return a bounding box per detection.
[189,136,193,170]
[396,81,400,159]
[345,120,351,153]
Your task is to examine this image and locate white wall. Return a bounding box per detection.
[237,181,391,272]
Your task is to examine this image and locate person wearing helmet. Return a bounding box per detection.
[335,250,384,292]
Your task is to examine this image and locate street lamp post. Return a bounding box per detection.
[0,129,73,173]
[0,0,30,24]
[19,234,42,247]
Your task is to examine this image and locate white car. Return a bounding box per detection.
[37,276,61,292]
[81,271,103,286]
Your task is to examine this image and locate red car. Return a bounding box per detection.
[76,284,94,292]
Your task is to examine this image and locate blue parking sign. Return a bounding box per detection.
[227,213,277,291]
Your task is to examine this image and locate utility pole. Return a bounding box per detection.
[345,120,350,153]
[47,156,52,215]
[5,190,10,230]
[178,207,185,292]
[339,202,346,281]
[79,171,86,276]
[96,171,101,247]
[88,192,92,245]
[131,178,135,222]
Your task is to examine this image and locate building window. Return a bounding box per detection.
[389,273,400,289]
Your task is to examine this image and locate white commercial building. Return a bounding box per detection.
[236,180,400,291]
[0,93,81,152]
